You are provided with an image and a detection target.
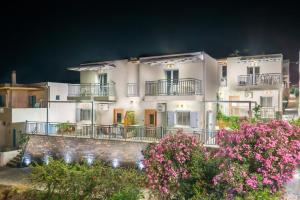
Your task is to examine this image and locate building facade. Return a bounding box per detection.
[0,72,77,150]
[218,54,287,119]
[67,52,218,132]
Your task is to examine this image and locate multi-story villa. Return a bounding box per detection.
[6,52,294,149]
[218,54,288,119]
[66,52,218,135]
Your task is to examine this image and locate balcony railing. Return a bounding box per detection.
[68,83,115,97]
[145,78,202,96]
[25,121,217,145]
[238,73,281,86]
[261,107,275,119]
[127,83,138,97]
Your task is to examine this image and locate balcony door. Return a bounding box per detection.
[247,67,260,85]
[165,70,178,95]
[99,73,108,96]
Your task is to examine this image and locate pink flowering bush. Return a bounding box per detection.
[142,132,207,197]
[213,120,300,198]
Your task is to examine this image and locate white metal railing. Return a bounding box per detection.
[261,107,275,119]
[238,73,281,86]
[25,121,217,145]
[68,83,116,97]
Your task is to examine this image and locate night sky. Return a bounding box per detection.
[0,1,299,84]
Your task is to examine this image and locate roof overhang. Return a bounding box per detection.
[140,52,204,66]
[68,62,117,71]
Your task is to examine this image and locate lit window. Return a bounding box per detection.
[176,111,190,126]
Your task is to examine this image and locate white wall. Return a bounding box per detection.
[48,82,69,101]
[11,108,47,123]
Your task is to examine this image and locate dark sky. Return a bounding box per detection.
[0,1,300,84]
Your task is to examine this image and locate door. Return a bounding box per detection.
[12,129,16,148]
[229,96,240,116]
[247,67,260,85]
[165,70,179,95]
[144,109,157,127]
[113,109,124,124]
[99,73,108,96]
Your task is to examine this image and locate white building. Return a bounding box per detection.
[67,52,218,131]
[218,54,287,119]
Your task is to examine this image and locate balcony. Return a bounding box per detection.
[237,73,281,89]
[67,83,116,102]
[145,78,202,96]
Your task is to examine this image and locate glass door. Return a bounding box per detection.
[99,73,108,96]
[165,70,178,95]
[247,67,259,85]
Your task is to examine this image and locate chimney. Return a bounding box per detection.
[11,70,16,85]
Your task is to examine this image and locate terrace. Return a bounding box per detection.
[67,83,116,102]
[145,78,202,96]
[237,73,281,89]
[25,121,217,146]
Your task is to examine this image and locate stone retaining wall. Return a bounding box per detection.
[25,135,149,165]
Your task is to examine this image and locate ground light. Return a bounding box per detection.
[84,154,95,165]
[112,158,120,168]
[22,153,31,166]
[64,152,73,164]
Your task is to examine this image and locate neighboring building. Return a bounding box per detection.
[0,71,76,150]
[218,54,286,119]
[67,52,218,131]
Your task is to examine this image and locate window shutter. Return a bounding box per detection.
[167,111,175,127]
[190,112,198,128]
[76,108,81,122]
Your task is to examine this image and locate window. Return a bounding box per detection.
[55,95,60,100]
[0,95,4,107]
[260,97,272,107]
[116,113,122,123]
[222,66,227,78]
[80,109,91,121]
[176,111,190,126]
[28,95,37,108]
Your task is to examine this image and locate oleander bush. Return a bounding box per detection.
[213,120,300,199]
[143,120,300,199]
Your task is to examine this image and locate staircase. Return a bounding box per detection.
[6,151,22,168]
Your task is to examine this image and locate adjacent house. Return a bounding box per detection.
[0,71,76,150]
[217,54,287,119]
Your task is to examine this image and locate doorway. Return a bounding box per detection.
[99,73,108,96]
[144,109,157,127]
[165,70,179,95]
[229,96,240,116]
[247,67,260,85]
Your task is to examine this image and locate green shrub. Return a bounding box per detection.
[108,186,143,200]
[30,159,145,200]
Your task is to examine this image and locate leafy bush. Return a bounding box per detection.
[217,111,241,130]
[143,132,213,199]
[213,120,300,198]
[30,159,145,200]
[142,133,208,198]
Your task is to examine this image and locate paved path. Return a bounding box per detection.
[0,167,299,199]
[0,167,30,187]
